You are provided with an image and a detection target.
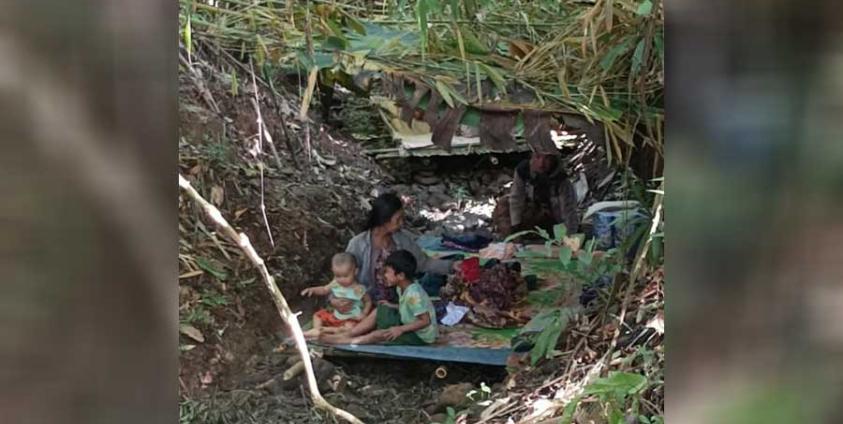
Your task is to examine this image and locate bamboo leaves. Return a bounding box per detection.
[631,37,646,76]
[636,0,653,17]
[600,39,633,72]
[530,310,566,365]
[183,13,193,57]
[323,18,349,49]
[416,0,441,56]
[336,9,366,35]
[460,27,490,55]
[653,30,664,64]
[434,79,468,108]
[435,79,456,108]
[478,63,508,95]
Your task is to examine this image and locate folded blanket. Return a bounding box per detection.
[442,232,493,250]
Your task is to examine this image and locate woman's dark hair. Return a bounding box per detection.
[365,192,403,230]
[384,250,417,280]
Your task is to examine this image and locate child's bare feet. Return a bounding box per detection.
[302,328,321,340]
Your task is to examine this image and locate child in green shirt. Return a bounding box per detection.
[319,250,438,345]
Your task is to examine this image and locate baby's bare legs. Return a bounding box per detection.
[348,309,378,336]
[318,310,380,344]
[301,314,323,339]
[319,329,388,345]
[320,326,343,334]
[317,320,355,335]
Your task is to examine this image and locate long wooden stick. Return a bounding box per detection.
[248,60,276,249]
[179,174,364,424]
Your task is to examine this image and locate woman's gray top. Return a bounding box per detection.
[345,229,453,289]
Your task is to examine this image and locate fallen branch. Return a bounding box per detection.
[284,360,306,381]
[255,376,278,390]
[179,174,364,424]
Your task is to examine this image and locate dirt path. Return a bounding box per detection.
[181,350,507,424]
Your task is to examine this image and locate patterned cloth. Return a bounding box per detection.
[397,282,438,343]
[327,280,366,320]
[370,246,398,303]
[315,309,360,327]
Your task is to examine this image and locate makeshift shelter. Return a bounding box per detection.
[181,0,664,165]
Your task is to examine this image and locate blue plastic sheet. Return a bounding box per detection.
[316,343,511,366]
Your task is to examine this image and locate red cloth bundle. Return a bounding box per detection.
[459,257,482,283]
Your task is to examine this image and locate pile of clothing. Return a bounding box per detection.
[478,242,518,260]
[440,257,530,328]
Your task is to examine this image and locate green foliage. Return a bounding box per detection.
[179,399,199,424]
[229,70,239,96]
[202,135,234,168]
[631,38,646,76]
[585,372,647,397]
[508,223,623,286]
[529,308,570,365]
[471,326,519,343]
[199,288,229,308]
[335,95,394,148]
[622,345,663,386]
[196,256,228,281]
[182,12,192,55]
[525,286,565,307]
[179,286,229,328]
[436,405,469,424]
[639,414,665,424]
[415,0,441,55]
[561,372,651,424]
[600,39,634,72]
[636,0,654,16]
[507,224,623,365]
[180,307,212,326]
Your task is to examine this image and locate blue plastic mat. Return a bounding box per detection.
[314,343,511,366]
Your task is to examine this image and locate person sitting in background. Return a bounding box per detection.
[493,149,579,237]
[299,253,371,339]
[319,250,438,345]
